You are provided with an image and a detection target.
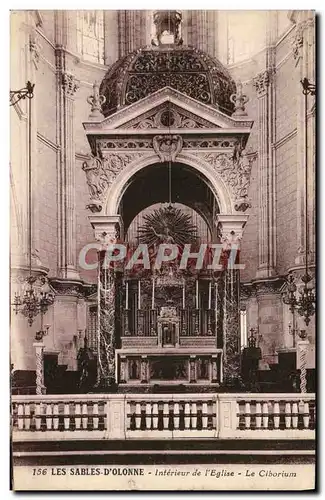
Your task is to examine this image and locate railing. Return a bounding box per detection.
[11,393,315,441]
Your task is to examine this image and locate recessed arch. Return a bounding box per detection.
[103,152,234,217]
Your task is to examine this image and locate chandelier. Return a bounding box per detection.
[282,78,316,326]
[11,82,54,329]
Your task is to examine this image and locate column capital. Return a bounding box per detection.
[62,72,79,97]
[89,214,123,246]
[216,214,248,250]
[253,69,271,97]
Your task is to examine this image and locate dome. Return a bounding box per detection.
[100,45,236,117]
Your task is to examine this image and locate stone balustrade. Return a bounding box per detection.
[11,393,315,441]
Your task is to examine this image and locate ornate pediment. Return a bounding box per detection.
[118,102,219,130]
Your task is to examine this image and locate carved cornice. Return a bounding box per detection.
[49,278,85,297]
[252,277,285,296]
[62,72,79,97]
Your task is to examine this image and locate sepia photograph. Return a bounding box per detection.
[9,7,316,491]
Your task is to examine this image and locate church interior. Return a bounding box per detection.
[10,10,316,397]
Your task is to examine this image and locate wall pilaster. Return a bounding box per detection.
[254,67,276,278]
[56,43,80,280]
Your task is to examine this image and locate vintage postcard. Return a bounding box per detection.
[10,9,316,491]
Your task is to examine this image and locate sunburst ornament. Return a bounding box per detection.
[137,204,198,246]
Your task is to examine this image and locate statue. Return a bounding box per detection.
[150,223,175,244]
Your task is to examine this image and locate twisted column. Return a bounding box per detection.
[90,215,122,387]
[217,215,248,385]
[33,341,45,395]
[297,339,309,393]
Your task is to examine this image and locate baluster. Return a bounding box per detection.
[255,402,262,429]
[126,402,131,430]
[93,403,99,430]
[202,402,208,430]
[303,401,310,429]
[135,403,141,429]
[82,403,88,430]
[152,403,158,430]
[163,403,169,430]
[35,403,41,430]
[75,403,81,430]
[285,402,292,429]
[64,403,70,430]
[53,404,59,430]
[262,402,269,429]
[46,404,53,430]
[292,402,298,428]
[236,402,240,429]
[24,404,31,431]
[245,402,251,429]
[17,404,24,430]
[273,402,280,429]
[191,402,197,429]
[184,402,190,429]
[145,403,151,430]
[174,402,180,430]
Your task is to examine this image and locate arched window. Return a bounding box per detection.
[77,10,104,64]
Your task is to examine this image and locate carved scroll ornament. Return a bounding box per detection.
[202,151,254,212]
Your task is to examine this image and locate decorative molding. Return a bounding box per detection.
[120,103,219,130]
[37,132,60,152]
[273,129,297,150]
[36,27,56,50]
[98,138,152,150]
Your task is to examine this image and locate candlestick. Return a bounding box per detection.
[182,279,185,309]
[151,277,155,310]
[196,279,199,309]
[138,280,141,310]
[125,281,129,310]
[208,281,212,310]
